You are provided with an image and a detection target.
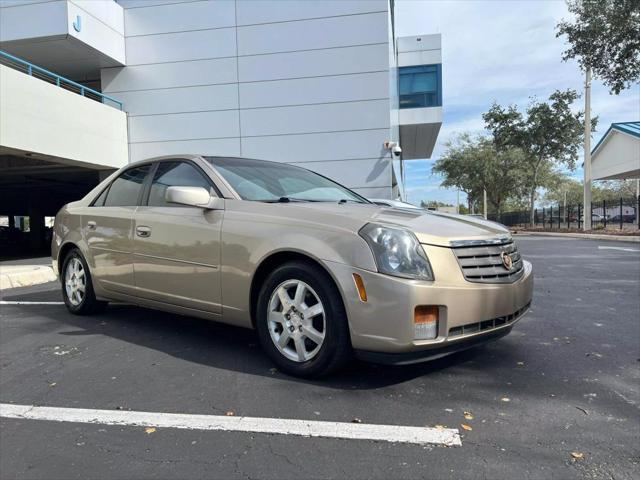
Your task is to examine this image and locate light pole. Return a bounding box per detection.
[564,190,567,225]
[483,189,487,220]
[583,67,592,231]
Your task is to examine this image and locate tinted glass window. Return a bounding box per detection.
[92,186,109,207]
[148,161,212,207]
[104,165,151,207]
[205,157,367,203]
[399,64,442,109]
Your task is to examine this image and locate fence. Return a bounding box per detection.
[489,196,640,231]
[0,49,123,110]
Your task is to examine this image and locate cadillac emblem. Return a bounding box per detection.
[501,252,513,270]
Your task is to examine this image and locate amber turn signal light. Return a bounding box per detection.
[414,305,438,340]
[414,305,438,324]
[352,273,367,302]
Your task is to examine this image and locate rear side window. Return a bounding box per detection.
[104,165,151,207]
[148,161,212,207]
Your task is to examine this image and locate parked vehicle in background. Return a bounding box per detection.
[52,155,533,377]
[610,213,636,223]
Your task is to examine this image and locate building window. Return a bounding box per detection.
[399,64,442,109]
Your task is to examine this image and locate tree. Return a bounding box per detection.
[556,0,639,229]
[483,90,597,225]
[556,0,640,94]
[433,135,527,222]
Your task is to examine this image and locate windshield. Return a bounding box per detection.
[206,157,369,203]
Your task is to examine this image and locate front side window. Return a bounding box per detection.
[399,64,442,109]
[206,157,367,203]
[103,165,151,207]
[148,161,212,207]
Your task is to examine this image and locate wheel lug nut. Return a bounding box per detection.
[289,326,295,332]
[285,314,290,320]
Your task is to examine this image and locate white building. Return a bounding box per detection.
[0,0,442,249]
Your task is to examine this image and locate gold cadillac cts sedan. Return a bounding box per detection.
[52,155,533,377]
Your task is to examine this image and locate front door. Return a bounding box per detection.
[132,160,223,313]
[84,164,152,295]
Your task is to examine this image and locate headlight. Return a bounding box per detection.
[359,223,434,281]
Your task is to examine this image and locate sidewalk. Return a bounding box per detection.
[0,262,56,290]
[513,231,640,243]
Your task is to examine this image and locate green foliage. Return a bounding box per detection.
[482,89,596,222]
[433,134,528,221]
[557,0,640,94]
[542,178,639,205]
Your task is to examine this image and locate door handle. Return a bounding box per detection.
[87,221,97,230]
[136,225,151,238]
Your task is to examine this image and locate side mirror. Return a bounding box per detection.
[165,186,224,210]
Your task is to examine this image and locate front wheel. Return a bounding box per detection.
[256,261,351,377]
[61,248,107,315]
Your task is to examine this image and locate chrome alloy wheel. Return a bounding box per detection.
[65,257,86,306]
[267,279,326,362]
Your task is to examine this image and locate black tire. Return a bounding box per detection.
[61,248,107,315]
[255,261,351,377]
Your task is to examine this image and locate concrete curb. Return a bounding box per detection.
[513,231,640,243]
[0,265,57,290]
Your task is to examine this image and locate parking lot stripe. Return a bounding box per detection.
[0,301,65,305]
[598,246,639,252]
[0,403,461,446]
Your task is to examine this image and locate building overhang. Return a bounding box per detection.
[0,0,125,81]
[399,106,442,160]
[591,122,640,180]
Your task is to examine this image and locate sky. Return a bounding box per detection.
[394,0,639,206]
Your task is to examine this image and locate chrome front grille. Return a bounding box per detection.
[452,238,524,284]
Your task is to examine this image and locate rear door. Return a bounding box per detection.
[132,160,223,313]
[84,164,152,295]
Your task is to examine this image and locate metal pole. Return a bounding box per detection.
[620,197,623,230]
[457,189,460,215]
[564,191,567,225]
[603,199,607,228]
[483,189,487,220]
[637,179,640,229]
[583,67,592,231]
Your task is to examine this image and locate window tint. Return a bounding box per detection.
[399,64,442,109]
[205,157,367,203]
[92,186,109,207]
[148,161,212,207]
[104,165,151,207]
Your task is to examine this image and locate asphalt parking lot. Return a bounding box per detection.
[1,236,638,479]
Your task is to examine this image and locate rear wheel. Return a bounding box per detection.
[61,248,107,315]
[256,261,351,377]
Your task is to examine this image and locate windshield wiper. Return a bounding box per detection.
[338,199,366,204]
[258,197,311,203]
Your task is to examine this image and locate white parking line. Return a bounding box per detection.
[0,301,65,305]
[598,246,639,252]
[0,403,461,447]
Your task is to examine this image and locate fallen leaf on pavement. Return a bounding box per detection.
[145,427,156,434]
[463,411,474,420]
[501,397,511,402]
[225,411,235,416]
[517,362,525,366]
[48,382,57,387]
[351,418,362,423]
[571,452,584,460]
[460,424,473,431]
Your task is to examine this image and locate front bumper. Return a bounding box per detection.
[325,243,534,355]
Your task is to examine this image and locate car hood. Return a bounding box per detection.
[282,202,510,247]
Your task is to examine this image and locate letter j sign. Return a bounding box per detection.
[73,15,81,32]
